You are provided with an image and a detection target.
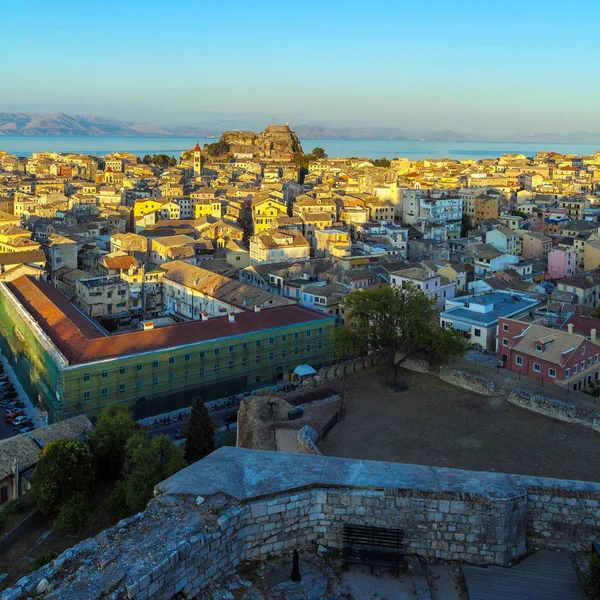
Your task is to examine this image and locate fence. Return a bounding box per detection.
[320,404,347,440]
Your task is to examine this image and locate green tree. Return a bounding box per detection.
[372,157,391,168]
[185,396,215,463]
[205,140,231,157]
[53,492,89,535]
[594,305,600,319]
[142,154,152,165]
[104,480,129,521]
[32,440,94,515]
[91,405,140,481]
[461,214,474,236]
[335,285,465,386]
[293,151,309,170]
[122,433,187,515]
[311,147,326,159]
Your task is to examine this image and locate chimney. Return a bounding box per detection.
[255,304,261,312]
[201,312,209,321]
[592,329,597,344]
[143,321,155,330]
[228,313,235,323]
[567,323,574,334]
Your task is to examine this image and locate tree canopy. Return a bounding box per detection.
[90,405,140,481]
[122,433,188,514]
[335,285,465,385]
[372,157,391,168]
[32,439,94,515]
[205,140,231,157]
[142,154,177,167]
[311,147,327,159]
[461,214,474,236]
[185,396,215,463]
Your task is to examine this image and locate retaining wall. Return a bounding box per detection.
[402,358,600,434]
[4,448,600,600]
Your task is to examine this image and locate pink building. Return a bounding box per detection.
[498,317,600,391]
[546,248,577,280]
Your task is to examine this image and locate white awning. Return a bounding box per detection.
[293,364,317,377]
[452,322,471,332]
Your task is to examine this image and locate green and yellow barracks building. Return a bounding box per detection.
[0,276,336,423]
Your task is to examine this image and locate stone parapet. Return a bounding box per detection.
[3,448,599,600]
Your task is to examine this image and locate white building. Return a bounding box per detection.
[390,267,456,309]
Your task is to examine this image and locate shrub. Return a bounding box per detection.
[588,549,600,599]
[53,493,89,535]
[28,552,57,574]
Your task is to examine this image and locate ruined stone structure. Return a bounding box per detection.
[217,124,303,160]
[4,447,600,600]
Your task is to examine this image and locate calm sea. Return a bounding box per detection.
[1,136,599,161]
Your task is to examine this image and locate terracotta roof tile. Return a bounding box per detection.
[6,276,330,366]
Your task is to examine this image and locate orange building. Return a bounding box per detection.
[474,194,499,225]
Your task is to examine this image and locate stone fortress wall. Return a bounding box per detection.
[4,448,600,600]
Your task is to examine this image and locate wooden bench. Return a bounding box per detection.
[342,523,404,576]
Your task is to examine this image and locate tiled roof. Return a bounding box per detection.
[6,276,328,365]
[0,250,46,266]
[103,255,137,270]
[161,261,294,311]
[511,322,587,366]
[0,415,92,482]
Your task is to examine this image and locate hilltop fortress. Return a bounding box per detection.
[217,123,304,160]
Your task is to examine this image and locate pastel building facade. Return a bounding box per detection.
[546,249,577,280]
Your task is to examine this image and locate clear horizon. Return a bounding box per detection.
[1,0,599,134]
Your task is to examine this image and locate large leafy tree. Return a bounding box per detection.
[91,405,140,481]
[32,439,94,515]
[122,433,188,514]
[335,284,465,385]
[185,396,215,463]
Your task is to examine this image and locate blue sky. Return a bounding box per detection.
[1,0,599,133]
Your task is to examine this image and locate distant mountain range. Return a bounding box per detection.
[1,112,600,143]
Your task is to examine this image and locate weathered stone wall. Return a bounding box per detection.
[297,425,322,455]
[310,356,378,386]
[3,448,600,600]
[402,358,600,434]
[526,487,600,550]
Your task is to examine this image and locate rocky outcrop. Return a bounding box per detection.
[214,124,304,159]
[256,125,303,158]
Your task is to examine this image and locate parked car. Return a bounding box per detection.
[0,399,18,408]
[3,402,21,412]
[5,410,25,423]
[13,425,33,434]
[11,416,31,427]
[0,393,18,402]
[2,399,21,409]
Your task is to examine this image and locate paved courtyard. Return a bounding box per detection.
[319,367,600,482]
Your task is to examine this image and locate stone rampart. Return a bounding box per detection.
[4,448,600,600]
[402,358,600,433]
